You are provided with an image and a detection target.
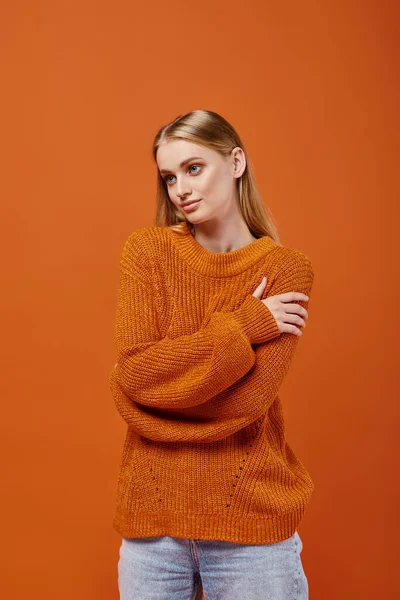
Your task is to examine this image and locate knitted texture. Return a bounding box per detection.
[109,222,315,544]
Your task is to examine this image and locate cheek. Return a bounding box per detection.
[200,169,220,195]
[205,171,230,199]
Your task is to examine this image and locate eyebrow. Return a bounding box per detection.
[159,156,204,174]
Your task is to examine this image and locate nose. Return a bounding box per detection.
[175,176,192,198]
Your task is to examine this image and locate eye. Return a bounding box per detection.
[163,164,202,185]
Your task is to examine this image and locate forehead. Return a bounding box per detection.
[156,139,218,171]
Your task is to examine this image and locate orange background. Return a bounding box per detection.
[2,1,398,598]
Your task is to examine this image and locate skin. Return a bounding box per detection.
[156,139,255,253]
[155,139,309,337]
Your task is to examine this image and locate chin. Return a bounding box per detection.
[187,215,208,225]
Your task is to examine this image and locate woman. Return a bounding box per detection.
[109,109,314,599]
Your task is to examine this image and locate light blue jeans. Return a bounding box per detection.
[117,530,308,599]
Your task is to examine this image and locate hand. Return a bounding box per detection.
[252,276,309,337]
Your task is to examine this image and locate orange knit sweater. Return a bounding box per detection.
[109,221,315,545]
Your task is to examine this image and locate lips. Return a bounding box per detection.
[181,199,201,211]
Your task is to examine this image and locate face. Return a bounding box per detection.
[156,139,246,224]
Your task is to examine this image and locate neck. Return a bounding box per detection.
[189,223,258,254]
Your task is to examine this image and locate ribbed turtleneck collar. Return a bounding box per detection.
[167,222,276,277]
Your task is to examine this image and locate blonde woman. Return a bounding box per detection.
[110,109,314,599]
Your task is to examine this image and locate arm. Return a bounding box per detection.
[110,233,281,412]
[109,236,314,443]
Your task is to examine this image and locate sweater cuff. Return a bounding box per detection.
[232,294,281,345]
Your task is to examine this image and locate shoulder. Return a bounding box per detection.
[268,242,315,279]
[119,226,171,275]
[124,225,166,248]
[122,225,172,257]
[262,243,315,298]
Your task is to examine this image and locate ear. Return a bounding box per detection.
[231,146,246,178]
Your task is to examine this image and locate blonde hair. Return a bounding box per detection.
[152,109,281,244]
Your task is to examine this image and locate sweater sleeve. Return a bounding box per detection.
[109,239,314,443]
[110,233,281,412]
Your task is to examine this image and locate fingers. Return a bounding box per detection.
[283,302,309,319]
[282,312,307,329]
[276,291,309,302]
[252,276,268,298]
[252,282,309,338]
